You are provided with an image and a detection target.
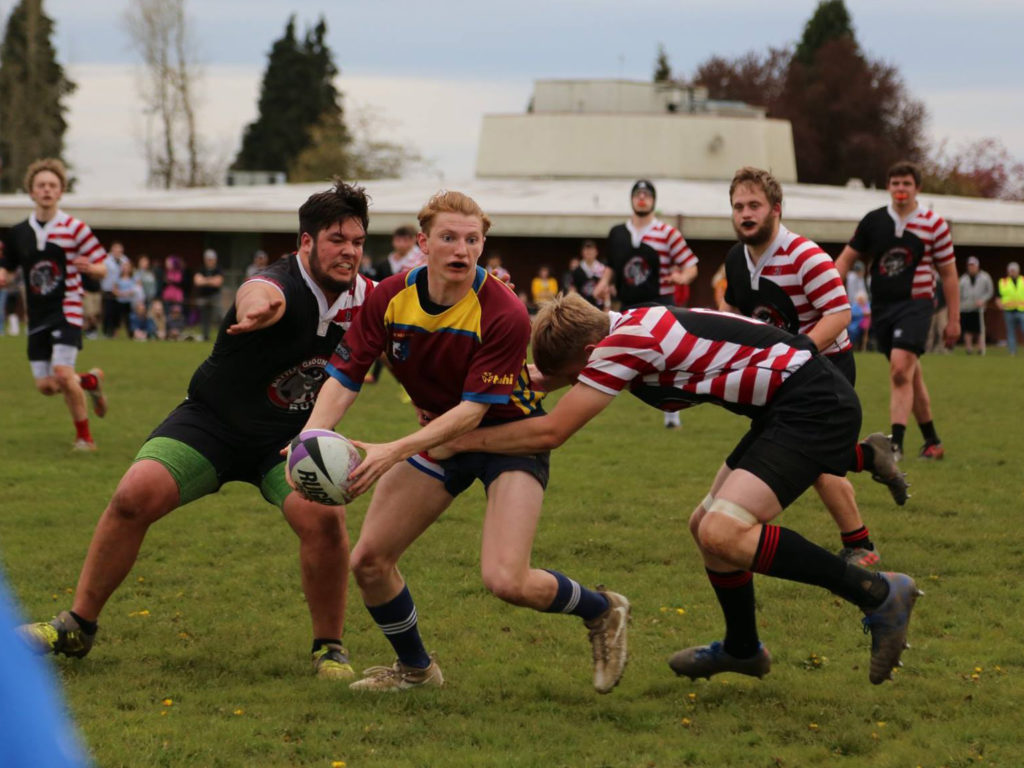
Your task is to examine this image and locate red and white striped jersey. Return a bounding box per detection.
[577,306,814,416]
[0,210,106,330]
[630,219,697,296]
[724,226,851,355]
[849,204,955,304]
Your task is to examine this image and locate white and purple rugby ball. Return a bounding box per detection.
[287,429,362,505]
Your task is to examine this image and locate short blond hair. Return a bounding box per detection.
[24,158,68,193]
[417,190,491,234]
[729,166,783,209]
[531,293,610,375]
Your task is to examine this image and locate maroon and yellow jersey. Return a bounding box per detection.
[327,265,542,422]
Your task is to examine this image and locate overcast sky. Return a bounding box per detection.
[4,0,1023,194]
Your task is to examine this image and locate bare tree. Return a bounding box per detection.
[122,0,213,187]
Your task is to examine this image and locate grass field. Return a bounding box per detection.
[1,335,1022,768]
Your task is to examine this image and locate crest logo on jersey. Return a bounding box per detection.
[267,358,328,411]
[29,260,61,296]
[751,303,790,331]
[878,246,912,277]
[391,338,410,362]
[622,255,651,287]
[749,277,798,332]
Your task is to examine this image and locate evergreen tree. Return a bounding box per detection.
[653,44,672,83]
[694,0,926,187]
[233,15,350,178]
[780,0,925,185]
[0,0,76,193]
[793,0,854,66]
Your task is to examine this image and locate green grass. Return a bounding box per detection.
[1,335,1022,767]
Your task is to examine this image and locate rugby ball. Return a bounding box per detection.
[287,429,362,505]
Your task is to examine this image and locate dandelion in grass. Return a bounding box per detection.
[687,693,697,702]
[681,718,692,727]
[234,709,244,716]
[808,723,819,731]
[162,698,173,707]
[129,609,150,617]
[332,762,346,767]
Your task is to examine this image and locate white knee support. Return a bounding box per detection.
[701,493,715,512]
[708,498,759,526]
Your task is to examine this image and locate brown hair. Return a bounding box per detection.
[729,166,783,208]
[297,179,369,247]
[886,160,922,187]
[530,293,610,375]
[417,190,491,235]
[24,158,68,193]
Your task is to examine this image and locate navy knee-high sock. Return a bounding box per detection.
[542,570,609,621]
[365,585,431,669]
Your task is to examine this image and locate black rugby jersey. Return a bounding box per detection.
[186,253,373,441]
[848,205,954,304]
[0,212,105,331]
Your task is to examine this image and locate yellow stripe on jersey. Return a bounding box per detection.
[509,364,544,414]
[383,279,484,340]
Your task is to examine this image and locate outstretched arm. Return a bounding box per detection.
[227,281,286,335]
[432,382,615,459]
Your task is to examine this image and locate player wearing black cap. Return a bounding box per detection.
[595,179,698,428]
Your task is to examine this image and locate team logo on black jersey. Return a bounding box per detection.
[622,255,652,287]
[29,260,61,295]
[751,303,790,331]
[878,246,912,277]
[267,358,328,411]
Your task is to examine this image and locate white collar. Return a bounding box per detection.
[886,203,923,238]
[295,253,353,337]
[626,218,657,249]
[742,224,789,288]
[28,210,62,251]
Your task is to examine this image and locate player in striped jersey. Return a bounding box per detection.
[433,294,919,685]
[0,159,109,450]
[721,167,906,569]
[20,182,373,681]
[302,191,630,694]
[836,160,959,460]
[594,179,699,428]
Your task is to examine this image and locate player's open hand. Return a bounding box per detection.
[228,296,284,335]
[345,440,402,499]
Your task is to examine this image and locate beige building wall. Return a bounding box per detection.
[475,112,797,182]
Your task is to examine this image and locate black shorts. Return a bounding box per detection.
[146,400,287,489]
[408,449,550,497]
[27,321,82,361]
[960,311,982,335]
[725,357,862,508]
[871,299,933,358]
[824,349,856,386]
